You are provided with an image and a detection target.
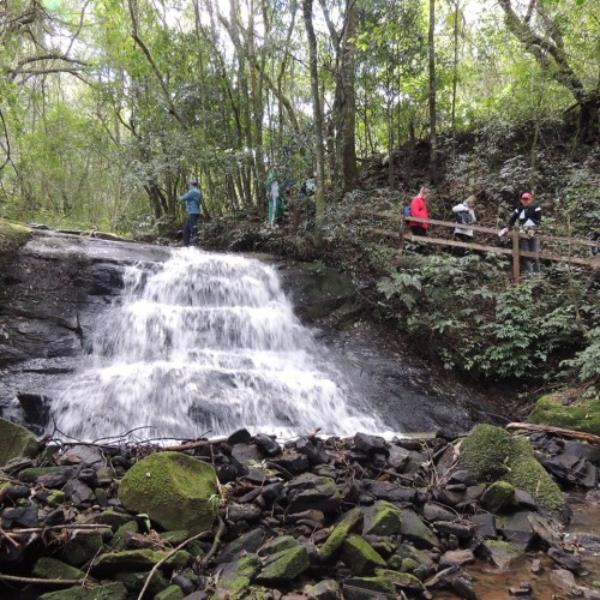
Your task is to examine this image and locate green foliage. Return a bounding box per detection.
[377,253,590,380]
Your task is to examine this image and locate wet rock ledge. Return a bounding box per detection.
[0,419,599,600]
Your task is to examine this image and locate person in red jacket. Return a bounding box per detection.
[409,187,431,236]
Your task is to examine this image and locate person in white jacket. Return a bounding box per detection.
[452,195,476,242]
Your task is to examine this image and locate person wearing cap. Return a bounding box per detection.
[177,180,203,246]
[499,192,542,274]
[408,186,431,236]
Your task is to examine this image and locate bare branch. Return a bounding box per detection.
[0,108,11,172]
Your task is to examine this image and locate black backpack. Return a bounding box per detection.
[455,210,473,225]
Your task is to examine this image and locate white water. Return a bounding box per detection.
[51,249,385,441]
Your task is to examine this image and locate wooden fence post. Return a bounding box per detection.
[512,228,520,283]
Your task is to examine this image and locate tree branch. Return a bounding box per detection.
[0,107,11,172]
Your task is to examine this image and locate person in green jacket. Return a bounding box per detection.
[266,170,283,227]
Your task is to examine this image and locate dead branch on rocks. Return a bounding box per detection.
[0,573,88,586]
[10,523,112,534]
[198,517,226,570]
[507,422,600,445]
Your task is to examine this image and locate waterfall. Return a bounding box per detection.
[51,249,385,441]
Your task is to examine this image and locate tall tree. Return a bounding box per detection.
[302,0,325,221]
[428,0,438,179]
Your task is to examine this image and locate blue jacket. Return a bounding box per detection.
[178,187,202,215]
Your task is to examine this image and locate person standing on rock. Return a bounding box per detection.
[267,170,283,227]
[178,180,203,246]
[408,187,431,237]
[499,191,542,274]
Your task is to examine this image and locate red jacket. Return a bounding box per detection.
[409,195,429,229]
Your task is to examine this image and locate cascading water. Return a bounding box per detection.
[51,249,386,441]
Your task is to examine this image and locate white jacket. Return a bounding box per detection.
[452,202,476,237]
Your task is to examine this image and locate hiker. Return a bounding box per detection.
[452,195,477,242]
[408,187,431,236]
[499,191,542,274]
[177,180,202,246]
[267,170,284,227]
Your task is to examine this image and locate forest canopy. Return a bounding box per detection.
[0,0,598,232]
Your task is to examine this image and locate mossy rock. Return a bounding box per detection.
[38,582,127,600]
[118,452,218,531]
[111,520,138,550]
[32,557,85,581]
[92,549,189,576]
[363,501,403,536]
[114,570,169,594]
[319,507,363,560]
[256,545,310,582]
[0,219,30,268]
[461,425,564,513]
[481,481,516,514]
[374,568,424,592]
[507,439,564,513]
[154,585,184,600]
[341,534,387,576]
[461,424,514,480]
[219,553,261,598]
[387,543,433,573]
[47,490,66,507]
[93,509,135,532]
[530,393,600,435]
[59,532,104,567]
[0,418,39,467]
[259,535,298,556]
[398,510,438,549]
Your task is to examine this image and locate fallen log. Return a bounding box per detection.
[506,422,600,445]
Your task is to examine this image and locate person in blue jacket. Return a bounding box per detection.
[177,180,203,246]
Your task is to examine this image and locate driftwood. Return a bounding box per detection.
[507,422,600,445]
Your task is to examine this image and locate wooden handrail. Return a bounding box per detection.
[358,209,600,249]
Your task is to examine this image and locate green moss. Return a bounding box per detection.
[374,569,424,592]
[387,544,433,572]
[111,521,138,550]
[114,570,168,594]
[462,425,564,513]
[461,424,514,480]
[506,440,565,513]
[154,585,184,600]
[219,554,260,597]
[32,557,85,581]
[93,509,134,532]
[363,501,403,536]
[256,546,310,582]
[341,534,387,576]
[47,490,66,507]
[93,548,164,574]
[529,393,600,435]
[0,418,39,467]
[481,481,516,513]
[118,452,218,531]
[319,507,362,560]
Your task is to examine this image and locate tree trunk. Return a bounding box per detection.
[428,0,437,181]
[302,0,325,222]
[337,0,358,193]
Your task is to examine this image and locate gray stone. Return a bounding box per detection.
[440,549,475,568]
[399,509,439,549]
[306,579,340,600]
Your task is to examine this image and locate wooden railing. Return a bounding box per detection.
[363,211,599,283]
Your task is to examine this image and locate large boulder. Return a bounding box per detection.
[461,424,565,513]
[530,392,600,435]
[0,418,39,466]
[118,452,218,531]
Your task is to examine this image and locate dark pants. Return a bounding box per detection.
[520,236,540,274]
[183,214,199,246]
[410,226,428,237]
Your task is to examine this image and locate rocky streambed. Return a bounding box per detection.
[1,418,600,600]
